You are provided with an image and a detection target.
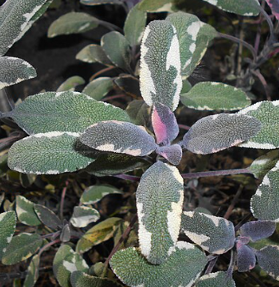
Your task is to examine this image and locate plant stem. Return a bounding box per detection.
[224,186,243,220]
[38,239,60,256]
[90,66,117,81]
[204,256,218,274]
[60,181,68,220]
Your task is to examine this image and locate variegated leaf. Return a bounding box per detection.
[0,57,36,89]
[110,242,207,287]
[201,0,260,16]
[140,20,182,111]
[166,12,217,80]
[57,76,85,92]
[181,211,235,254]
[195,271,236,287]
[182,114,261,154]
[152,103,179,144]
[156,144,182,166]
[136,161,184,264]
[0,211,16,260]
[238,101,279,149]
[9,91,130,134]
[236,242,256,272]
[82,77,114,100]
[138,0,176,12]
[266,0,279,20]
[70,206,100,228]
[80,121,156,156]
[34,204,62,230]
[16,196,41,226]
[23,254,40,287]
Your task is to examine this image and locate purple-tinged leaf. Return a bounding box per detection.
[236,242,256,272]
[266,0,279,21]
[80,121,156,156]
[256,245,279,280]
[182,114,261,154]
[152,103,179,145]
[239,221,276,242]
[156,144,182,165]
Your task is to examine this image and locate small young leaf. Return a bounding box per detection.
[136,161,184,264]
[2,233,43,265]
[266,0,279,20]
[101,32,132,71]
[140,20,182,111]
[34,204,62,230]
[16,196,41,226]
[138,0,176,12]
[256,245,279,280]
[8,132,98,174]
[48,12,98,37]
[76,218,122,253]
[110,242,207,287]
[0,211,16,260]
[152,103,179,144]
[23,255,40,287]
[239,221,276,242]
[201,0,260,16]
[60,224,71,243]
[181,82,251,110]
[195,271,236,287]
[156,144,182,166]
[82,77,114,100]
[57,76,85,92]
[115,76,141,98]
[80,121,156,156]
[10,91,130,134]
[182,114,261,154]
[0,57,36,89]
[181,211,235,254]
[236,242,256,272]
[80,185,122,205]
[70,206,100,228]
[76,44,113,66]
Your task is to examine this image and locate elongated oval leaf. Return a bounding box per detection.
[16,196,41,226]
[140,20,182,111]
[136,161,184,264]
[70,206,100,228]
[110,242,207,287]
[0,57,36,89]
[80,121,156,156]
[196,271,236,287]
[236,242,256,272]
[48,12,99,37]
[181,82,251,110]
[0,211,16,260]
[57,76,85,92]
[181,211,235,254]
[182,114,261,154]
[2,233,42,265]
[8,132,97,174]
[23,254,40,287]
[201,0,260,16]
[82,77,114,100]
[156,144,182,166]
[34,204,62,230]
[10,91,130,134]
[266,0,279,20]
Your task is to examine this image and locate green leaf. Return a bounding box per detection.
[0,57,36,89]
[70,206,100,228]
[201,0,260,16]
[53,244,89,287]
[238,101,279,149]
[48,12,99,38]
[82,77,114,100]
[10,91,130,134]
[110,242,207,287]
[76,218,122,253]
[76,44,113,66]
[166,12,217,79]
[57,76,85,92]
[0,211,16,260]
[195,271,236,287]
[34,204,62,230]
[114,75,141,98]
[80,185,122,205]
[23,255,40,287]
[101,31,132,71]
[181,211,235,254]
[136,161,184,264]
[181,82,251,110]
[71,271,122,287]
[124,4,147,46]
[0,0,51,55]
[140,20,182,111]
[248,150,279,179]
[16,195,41,226]
[80,0,122,5]
[8,132,98,174]
[138,0,176,12]
[2,233,43,265]
[126,100,151,126]
[181,79,192,93]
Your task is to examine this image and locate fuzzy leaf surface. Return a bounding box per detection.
[0,57,36,89]
[23,254,40,287]
[110,242,207,287]
[195,272,235,287]
[0,211,16,260]
[140,20,182,111]
[82,77,114,100]
[182,113,261,154]
[136,161,184,264]
[80,121,156,156]
[166,12,217,79]
[10,91,130,134]
[16,196,41,226]
[70,206,100,228]
[34,204,62,230]
[156,144,182,165]
[181,211,235,254]
[57,76,85,92]
[236,242,256,272]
